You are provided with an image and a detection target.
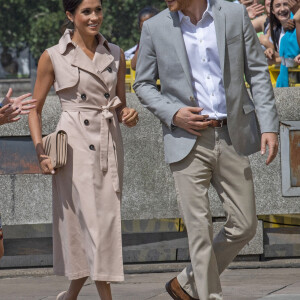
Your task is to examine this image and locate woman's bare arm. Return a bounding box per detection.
[28,51,55,174]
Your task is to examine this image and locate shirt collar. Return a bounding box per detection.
[178,0,212,24]
[58,29,111,55]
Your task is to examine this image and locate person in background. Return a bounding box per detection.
[0,88,36,260]
[266,0,300,85]
[130,6,159,70]
[264,0,298,65]
[293,6,300,62]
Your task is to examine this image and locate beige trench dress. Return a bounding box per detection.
[47,29,124,281]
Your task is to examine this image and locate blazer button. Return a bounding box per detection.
[89,145,95,151]
[84,119,89,126]
[81,94,87,101]
[104,93,110,99]
[107,67,112,73]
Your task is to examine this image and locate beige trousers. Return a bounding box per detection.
[170,126,257,300]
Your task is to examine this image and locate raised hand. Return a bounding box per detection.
[2,88,36,115]
[247,3,265,19]
[0,103,22,125]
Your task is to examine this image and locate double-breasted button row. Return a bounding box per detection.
[81,94,87,100]
[89,145,95,151]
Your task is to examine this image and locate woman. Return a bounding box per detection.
[28,0,138,299]
[0,88,36,259]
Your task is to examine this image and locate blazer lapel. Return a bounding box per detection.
[169,11,193,93]
[212,0,226,78]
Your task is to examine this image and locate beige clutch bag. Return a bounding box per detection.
[42,130,68,169]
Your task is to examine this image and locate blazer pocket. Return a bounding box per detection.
[227,34,241,45]
[243,102,255,114]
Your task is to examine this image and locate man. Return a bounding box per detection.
[133,0,278,299]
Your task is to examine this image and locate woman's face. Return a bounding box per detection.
[265,0,271,15]
[272,0,290,23]
[67,0,103,36]
[139,14,153,30]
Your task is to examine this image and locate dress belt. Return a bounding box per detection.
[61,96,122,192]
[207,119,227,128]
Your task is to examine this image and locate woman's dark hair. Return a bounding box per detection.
[269,0,282,52]
[61,0,103,33]
[138,6,159,27]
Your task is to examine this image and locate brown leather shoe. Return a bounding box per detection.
[165,277,198,300]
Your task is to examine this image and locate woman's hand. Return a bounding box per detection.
[39,154,55,175]
[118,107,139,127]
[264,47,275,60]
[246,3,265,19]
[295,54,300,64]
[2,88,36,115]
[0,104,22,125]
[282,19,295,31]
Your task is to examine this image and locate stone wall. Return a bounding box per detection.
[0,88,299,267]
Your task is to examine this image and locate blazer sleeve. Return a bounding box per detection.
[133,22,186,129]
[242,5,279,133]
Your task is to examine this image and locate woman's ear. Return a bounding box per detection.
[66,11,74,23]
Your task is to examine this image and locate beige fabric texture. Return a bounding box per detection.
[170,127,257,300]
[47,30,124,282]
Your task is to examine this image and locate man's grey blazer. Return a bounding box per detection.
[133,0,279,164]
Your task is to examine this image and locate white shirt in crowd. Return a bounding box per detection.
[179,1,227,120]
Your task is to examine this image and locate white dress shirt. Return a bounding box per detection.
[179,3,227,120]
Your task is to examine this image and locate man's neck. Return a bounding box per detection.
[181,0,208,25]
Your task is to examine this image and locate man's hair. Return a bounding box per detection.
[138,6,159,26]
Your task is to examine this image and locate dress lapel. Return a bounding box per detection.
[169,11,193,93]
[211,0,226,78]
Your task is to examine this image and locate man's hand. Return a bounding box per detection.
[2,88,36,115]
[247,3,265,19]
[173,107,212,136]
[261,132,278,165]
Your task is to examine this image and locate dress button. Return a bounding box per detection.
[84,119,89,126]
[104,93,110,99]
[109,119,112,123]
[107,67,112,73]
[81,94,87,100]
[89,145,95,151]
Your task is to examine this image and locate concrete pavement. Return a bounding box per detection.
[1,264,300,300]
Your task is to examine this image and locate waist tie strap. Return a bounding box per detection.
[61,96,122,192]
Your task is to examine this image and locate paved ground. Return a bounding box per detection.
[1,264,300,300]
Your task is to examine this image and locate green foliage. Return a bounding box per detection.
[101,0,167,50]
[0,1,168,60]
